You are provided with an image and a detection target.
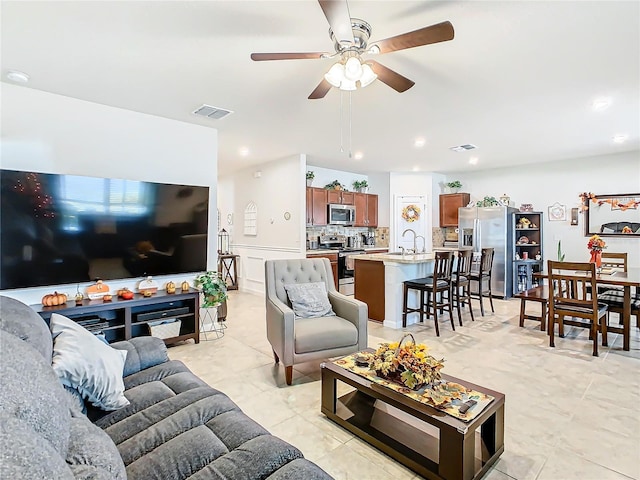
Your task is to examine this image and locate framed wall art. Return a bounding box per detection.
[548,202,567,221]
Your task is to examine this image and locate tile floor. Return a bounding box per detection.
[169,291,640,480]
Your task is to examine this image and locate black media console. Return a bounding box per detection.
[35,290,200,344]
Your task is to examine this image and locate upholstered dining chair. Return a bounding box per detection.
[264,258,368,385]
[547,260,608,356]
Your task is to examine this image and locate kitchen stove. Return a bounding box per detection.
[318,235,365,295]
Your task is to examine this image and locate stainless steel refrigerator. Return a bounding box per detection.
[458,205,517,298]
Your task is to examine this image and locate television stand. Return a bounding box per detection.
[35,290,200,345]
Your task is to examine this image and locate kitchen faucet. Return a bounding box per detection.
[415,235,426,253]
[402,228,417,253]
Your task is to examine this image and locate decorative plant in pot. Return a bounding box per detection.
[445,180,462,193]
[306,171,314,187]
[324,180,344,191]
[353,180,369,193]
[194,271,228,308]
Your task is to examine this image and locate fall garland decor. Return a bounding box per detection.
[579,192,640,211]
[401,204,421,222]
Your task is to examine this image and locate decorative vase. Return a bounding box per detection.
[589,250,602,270]
[306,178,313,187]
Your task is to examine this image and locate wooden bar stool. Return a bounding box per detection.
[402,251,455,336]
[469,247,495,316]
[451,249,475,326]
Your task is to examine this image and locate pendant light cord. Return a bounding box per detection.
[339,91,344,153]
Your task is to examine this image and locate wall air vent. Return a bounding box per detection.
[449,144,477,152]
[192,104,234,120]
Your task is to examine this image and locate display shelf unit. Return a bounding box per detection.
[513,211,544,294]
[35,290,200,344]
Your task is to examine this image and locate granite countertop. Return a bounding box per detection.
[353,252,436,264]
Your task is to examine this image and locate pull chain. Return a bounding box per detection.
[349,91,353,159]
[339,90,344,153]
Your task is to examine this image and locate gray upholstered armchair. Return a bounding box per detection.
[265,258,368,385]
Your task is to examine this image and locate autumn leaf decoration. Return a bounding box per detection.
[579,192,640,211]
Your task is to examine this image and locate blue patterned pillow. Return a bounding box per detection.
[284,282,336,318]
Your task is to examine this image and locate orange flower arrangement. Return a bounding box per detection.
[622,226,633,234]
[587,234,606,252]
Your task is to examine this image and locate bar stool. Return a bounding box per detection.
[451,249,475,326]
[469,247,495,316]
[402,250,455,336]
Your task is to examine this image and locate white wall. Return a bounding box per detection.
[446,151,640,267]
[367,172,391,227]
[0,83,218,304]
[306,165,367,192]
[221,154,305,295]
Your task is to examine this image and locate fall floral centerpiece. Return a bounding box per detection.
[587,234,606,269]
[370,334,444,390]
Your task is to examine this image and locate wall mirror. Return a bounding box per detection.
[584,193,640,237]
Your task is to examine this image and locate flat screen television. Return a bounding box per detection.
[1,169,210,290]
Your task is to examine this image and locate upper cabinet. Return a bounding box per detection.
[306,187,328,226]
[327,190,354,205]
[439,193,471,227]
[354,193,378,227]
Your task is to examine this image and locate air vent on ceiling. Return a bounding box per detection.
[449,144,477,152]
[192,104,234,120]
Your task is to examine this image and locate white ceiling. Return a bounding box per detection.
[1,1,638,177]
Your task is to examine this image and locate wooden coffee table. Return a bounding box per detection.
[321,358,505,480]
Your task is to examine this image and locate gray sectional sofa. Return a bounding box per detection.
[0,295,332,479]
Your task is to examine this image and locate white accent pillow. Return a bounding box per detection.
[50,313,129,411]
[284,282,336,318]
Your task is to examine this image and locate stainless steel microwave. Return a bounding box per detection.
[328,203,355,225]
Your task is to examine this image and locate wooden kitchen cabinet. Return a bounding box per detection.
[327,190,354,205]
[439,193,470,227]
[306,187,328,226]
[306,252,338,290]
[354,193,378,227]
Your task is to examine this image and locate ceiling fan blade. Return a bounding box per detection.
[309,79,332,99]
[251,52,329,61]
[371,21,454,54]
[318,0,354,45]
[368,61,415,93]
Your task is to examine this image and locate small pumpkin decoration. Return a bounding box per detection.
[118,288,134,300]
[166,281,176,294]
[42,292,67,307]
[103,294,113,302]
[181,281,190,292]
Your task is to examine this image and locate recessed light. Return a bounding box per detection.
[412,166,420,172]
[6,70,30,83]
[468,157,479,165]
[612,134,628,144]
[592,97,612,112]
[239,147,250,156]
[354,151,363,160]
[414,138,425,148]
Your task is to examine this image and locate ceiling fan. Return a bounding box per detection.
[250,0,454,99]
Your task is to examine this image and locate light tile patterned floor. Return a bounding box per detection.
[169,291,640,480]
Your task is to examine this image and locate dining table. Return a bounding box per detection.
[536,267,640,351]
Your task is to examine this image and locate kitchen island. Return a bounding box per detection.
[354,252,436,329]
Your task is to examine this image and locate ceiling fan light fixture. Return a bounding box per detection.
[344,57,363,81]
[340,78,358,91]
[324,63,345,88]
[359,64,377,88]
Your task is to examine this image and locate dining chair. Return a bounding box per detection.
[402,250,455,336]
[469,248,495,316]
[547,260,608,356]
[451,249,475,326]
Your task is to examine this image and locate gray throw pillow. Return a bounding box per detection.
[50,313,129,411]
[284,282,336,318]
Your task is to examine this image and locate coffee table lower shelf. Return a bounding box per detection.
[321,362,505,480]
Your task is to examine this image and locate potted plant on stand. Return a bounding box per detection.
[445,180,462,193]
[306,171,315,187]
[353,180,369,193]
[194,271,229,334]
